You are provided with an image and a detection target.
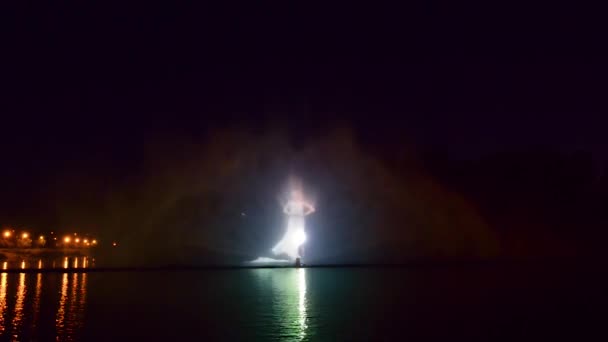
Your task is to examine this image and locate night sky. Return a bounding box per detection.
[2,3,607,265]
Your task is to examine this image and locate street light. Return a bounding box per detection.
[22,232,29,239]
[64,236,71,243]
[3,231,10,238]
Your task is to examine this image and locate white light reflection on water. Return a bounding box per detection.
[253,268,309,341]
[298,268,307,341]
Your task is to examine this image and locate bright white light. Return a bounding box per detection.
[249,257,291,265]
[270,189,315,261]
[250,182,316,264]
[294,230,307,246]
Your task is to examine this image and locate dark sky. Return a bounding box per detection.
[2,3,606,264]
[5,3,607,149]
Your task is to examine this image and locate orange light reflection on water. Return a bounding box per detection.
[0,273,7,333]
[0,270,88,339]
[11,272,26,339]
[68,273,79,328]
[32,273,42,331]
[80,273,87,309]
[55,272,87,340]
[56,273,69,337]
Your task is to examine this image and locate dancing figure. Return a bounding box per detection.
[272,190,315,260]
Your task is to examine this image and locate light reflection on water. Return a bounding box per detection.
[253,268,309,341]
[55,273,69,338]
[11,273,26,339]
[31,274,42,330]
[0,273,7,333]
[0,272,88,340]
[298,269,307,340]
[0,257,90,271]
[0,266,590,341]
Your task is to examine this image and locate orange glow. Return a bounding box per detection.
[13,273,26,333]
[39,235,44,240]
[0,273,6,331]
[0,272,10,333]
[2,262,6,270]
[75,238,80,243]
[38,260,42,269]
[112,242,117,247]
[63,257,68,269]
[32,273,42,329]
[92,239,97,245]
[64,236,71,243]
[20,260,25,269]
[3,231,10,238]
[56,273,68,335]
[21,232,29,239]
[83,239,88,244]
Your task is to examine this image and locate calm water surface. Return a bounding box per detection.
[0,266,605,341]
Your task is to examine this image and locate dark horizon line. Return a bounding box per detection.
[0,257,603,273]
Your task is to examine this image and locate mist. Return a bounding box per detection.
[32,125,507,267]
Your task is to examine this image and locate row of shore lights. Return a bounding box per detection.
[61,235,98,246]
[2,230,98,246]
[2,257,92,270]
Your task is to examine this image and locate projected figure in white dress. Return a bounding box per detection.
[271,190,315,260]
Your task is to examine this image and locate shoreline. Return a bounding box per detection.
[0,257,603,273]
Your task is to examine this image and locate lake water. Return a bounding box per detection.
[0,265,605,341]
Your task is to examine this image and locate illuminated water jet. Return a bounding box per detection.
[249,182,315,266]
[271,190,315,261]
